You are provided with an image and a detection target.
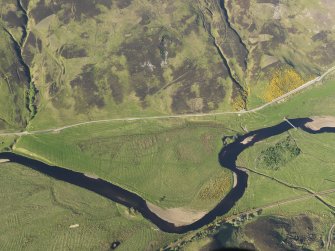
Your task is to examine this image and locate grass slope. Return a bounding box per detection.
[14,120,233,210]
[12,78,335,211]
[22,0,237,129]
[3,64,335,251]
[238,131,335,194]
[165,78,335,250]
[225,0,335,107]
[0,162,177,251]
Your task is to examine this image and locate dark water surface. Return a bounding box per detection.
[1,118,334,233]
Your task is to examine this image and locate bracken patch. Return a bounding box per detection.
[70,64,105,113]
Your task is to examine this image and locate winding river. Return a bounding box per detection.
[1,117,334,234]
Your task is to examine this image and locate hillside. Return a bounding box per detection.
[1,1,335,250]
[1,0,334,130]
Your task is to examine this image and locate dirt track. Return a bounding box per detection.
[1,65,335,137]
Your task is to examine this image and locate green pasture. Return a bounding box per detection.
[0,162,176,251]
[14,120,233,210]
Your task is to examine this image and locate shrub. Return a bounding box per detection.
[257,136,301,170]
[264,67,305,102]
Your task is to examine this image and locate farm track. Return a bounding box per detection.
[240,166,335,211]
[0,65,335,137]
[228,188,335,220]
[1,118,335,233]
[166,188,335,249]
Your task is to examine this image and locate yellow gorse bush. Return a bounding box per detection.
[232,93,246,111]
[198,173,232,200]
[264,67,305,102]
[231,89,247,111]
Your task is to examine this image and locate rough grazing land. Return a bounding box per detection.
[1,0,334,130]
[0,162,177,251]
[1,1,335,250]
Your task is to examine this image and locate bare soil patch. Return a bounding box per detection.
[84,173,99,179]
[147,202,206,227]
[305,116,335,131]
[241,135,255,145]
[0,159,10,164]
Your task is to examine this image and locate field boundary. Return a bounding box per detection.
[166,187,335,250]
[240,166,335,211]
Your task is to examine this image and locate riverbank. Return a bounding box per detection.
[146,203,206,227]
[305,116,335,131]
[1,116,334,233]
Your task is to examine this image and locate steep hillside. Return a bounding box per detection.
[225,0,335,105]
[0,0,334,130]
[0,0,32,130]
[16,0,244,129]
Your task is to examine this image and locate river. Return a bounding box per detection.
[0,117,334,233]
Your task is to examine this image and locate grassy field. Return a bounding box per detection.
[12,78,335,210]
[231,78,335,218]
[1,1,335,250]
[169,171,335,250]
[237,130,335,193]
[3,76,335,251]
[168,196,334,251]
[160,78,335,249]
[14,119,233,210]
[0,135,17,152]
[0,162,177,251]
